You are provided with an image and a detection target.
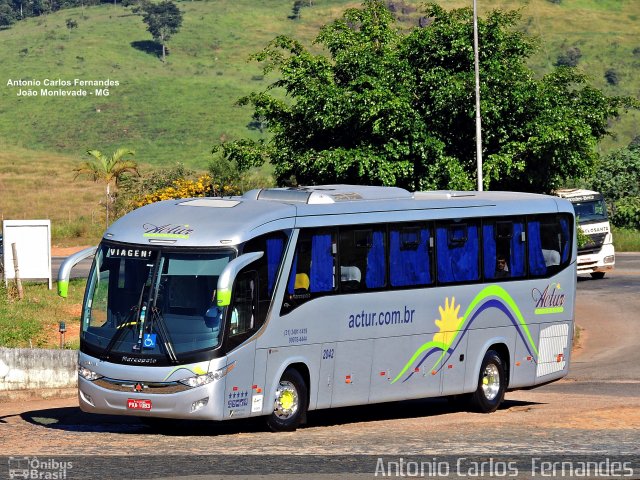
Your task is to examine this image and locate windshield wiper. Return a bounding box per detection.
[149,307,178,364]
[145,255,178,363]
[103,268,149,360]
[101,305,138,360]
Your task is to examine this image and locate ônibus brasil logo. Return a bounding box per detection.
[532,283,566,315]
[143,223,194,239]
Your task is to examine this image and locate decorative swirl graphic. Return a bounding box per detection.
[392,285,538,384]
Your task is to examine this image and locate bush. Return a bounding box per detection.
[612,196,640,230]
[591,145,640,202]
[604,68,619,86]
[555,46,582,67]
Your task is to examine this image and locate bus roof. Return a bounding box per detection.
[104,186,572,247]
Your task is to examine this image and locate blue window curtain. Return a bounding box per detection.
[437,225,479,283]
[390,228,431,287]
[365,230,386,288]
[528,221,547,276]
[310,234,333,292]
[559,217,570,263]
[510,223,526,277]
[266,237,284,295]
[483,224,496,279]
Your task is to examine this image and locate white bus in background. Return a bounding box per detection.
[556,189,615,279]
[67,185,576,431]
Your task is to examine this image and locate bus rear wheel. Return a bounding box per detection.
[470,350,506,413]
[266,368,308,432]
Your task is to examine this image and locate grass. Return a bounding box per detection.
[0,279,86,348]
[0,146,108,246]
[613,227,640,252]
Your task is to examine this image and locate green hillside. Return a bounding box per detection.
[0,0,364,169]
[0,0,638,170]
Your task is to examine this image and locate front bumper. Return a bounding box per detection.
[78,376,225,420]
[576,243,615,275]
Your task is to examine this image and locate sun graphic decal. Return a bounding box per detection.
[433,297,464,345]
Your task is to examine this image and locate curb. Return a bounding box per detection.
[0,387,77,402]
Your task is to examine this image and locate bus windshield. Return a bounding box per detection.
[81,243,235,363]
[573,199,608,223]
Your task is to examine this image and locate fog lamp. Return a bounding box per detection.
[191,397,209,412]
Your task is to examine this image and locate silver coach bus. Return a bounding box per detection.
[74,185,576,431]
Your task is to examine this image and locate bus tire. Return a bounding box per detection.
[266,368,308,432]
[590,272,605,279]
[470,350,506,413]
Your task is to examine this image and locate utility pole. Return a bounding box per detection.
[473,0,483,191]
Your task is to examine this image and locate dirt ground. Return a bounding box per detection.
[51,246,91,257]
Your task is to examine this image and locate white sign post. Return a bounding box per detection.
[2,220,52,290]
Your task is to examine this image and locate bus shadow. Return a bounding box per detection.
[306,397,541,428]
[20,398,542,436]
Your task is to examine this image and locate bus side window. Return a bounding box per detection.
[282,229,336,314]
[535,214,572,275]
[227,269,258,347]
[528,214,572,276]
[338,226,386,291]
[389,224,432,287]
[436,222,479,283]
[483,220,525,281]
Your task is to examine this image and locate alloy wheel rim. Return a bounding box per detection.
[481,363,500,401]
[273,380,299,419]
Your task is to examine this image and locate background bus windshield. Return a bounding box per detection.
[573,199,608,223]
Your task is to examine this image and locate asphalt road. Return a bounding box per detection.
[1,255,638,479]
[52,255,93,280]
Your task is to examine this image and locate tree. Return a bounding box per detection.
[216,0,635,193]
[74,148,138,226]
[140,0,183,62]
[0,1,17,27]
[591,143,640,229]
[65,17,77,39]
[555,46,582,67]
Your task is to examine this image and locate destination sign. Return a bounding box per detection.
[566,194,599,203]
[107,248,154,259]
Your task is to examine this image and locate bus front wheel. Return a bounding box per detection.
[470,350,506,413]
[266,368,308,432]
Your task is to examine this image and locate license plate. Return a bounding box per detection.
[127,399,152,410]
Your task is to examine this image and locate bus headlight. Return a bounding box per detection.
[178,362,235,388]
[78,365,103,381]
[179,372,215,388]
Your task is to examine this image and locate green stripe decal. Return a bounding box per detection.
[391,340,448,384]
[460,285,538,357]
[535,307,564,315]
[143,233,190,239]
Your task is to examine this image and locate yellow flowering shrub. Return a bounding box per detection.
[133,174,242,208]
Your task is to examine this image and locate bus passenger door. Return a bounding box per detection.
[316,342,336,409]
[222,270,259,419]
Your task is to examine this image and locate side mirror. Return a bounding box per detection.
[57,246,98,297]
[216,252,263,307]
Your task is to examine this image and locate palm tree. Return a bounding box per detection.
[74,148,139,227]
